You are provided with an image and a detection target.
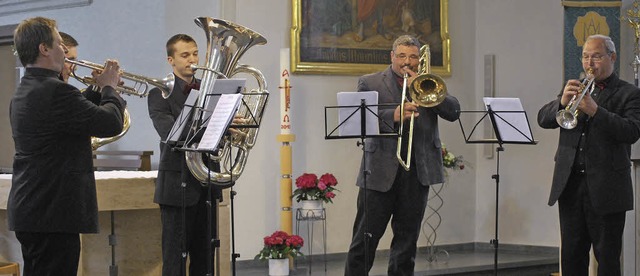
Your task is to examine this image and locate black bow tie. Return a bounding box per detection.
[183,82,200,95]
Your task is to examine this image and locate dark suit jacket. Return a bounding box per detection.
[356,66,460,192]
[148,76,203,207]
[9,67,125,233]
[538,74,640,214]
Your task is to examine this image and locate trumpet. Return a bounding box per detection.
[65,58,174,98]
[555,68,595,129]
[397,45,447,171]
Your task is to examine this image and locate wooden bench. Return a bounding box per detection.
[0,262,19,276]
[92,151,153,171]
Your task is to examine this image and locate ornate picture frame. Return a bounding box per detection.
[291,0,450,76]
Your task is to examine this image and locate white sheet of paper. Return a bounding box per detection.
[337,91,380,136]
[201,78,246,124]
[197,94,243,151]
[482,97,533,143]
[165,90,200,144]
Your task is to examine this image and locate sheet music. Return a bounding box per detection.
[201,78,246,124]
[337,91,380,136]
[482,97,534,143]
[196,94,243,151]
[165,90,200,144]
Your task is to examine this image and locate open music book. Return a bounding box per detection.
[196,93,243,151]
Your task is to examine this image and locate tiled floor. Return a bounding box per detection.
[232,244,559,275]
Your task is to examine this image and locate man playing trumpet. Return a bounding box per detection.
[538,34,640,275]
[9,17,126,276]
[59,31,102,104]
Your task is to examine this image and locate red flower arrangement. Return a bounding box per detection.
[292,173,339,203]
[255,230,304,260]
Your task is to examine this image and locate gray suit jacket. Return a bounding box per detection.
[356,66,460,192]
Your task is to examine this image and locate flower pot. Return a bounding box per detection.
[299,199,323,218]
[268,258,289,276]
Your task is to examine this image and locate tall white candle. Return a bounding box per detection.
[279,48,292,134]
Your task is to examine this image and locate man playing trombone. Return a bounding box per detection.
[344,35,460,275]
[538,34,640,275]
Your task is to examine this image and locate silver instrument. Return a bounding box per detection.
[185,17,268,186]
[65,58,174,98]
[555,68,595,129]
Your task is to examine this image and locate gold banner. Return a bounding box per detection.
[562,1,621,8]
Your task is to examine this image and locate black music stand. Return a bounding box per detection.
[325,92,398,275]
[166,79,265,276]
[457,98,536,276]
[162,90,201,276]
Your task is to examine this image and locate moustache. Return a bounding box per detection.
[402,64,416,71]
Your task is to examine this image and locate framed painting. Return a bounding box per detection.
[291,0,450,76]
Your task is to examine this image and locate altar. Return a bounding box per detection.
[0,171,231,275]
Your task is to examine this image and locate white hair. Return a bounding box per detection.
[586,34,616,54]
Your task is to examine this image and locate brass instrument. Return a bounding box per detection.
[555,68,595,129]
[185,17,268,186]
[90,108,130,150]
[397,44,448,171]
[65,58,170,149]
[65,58,174,98]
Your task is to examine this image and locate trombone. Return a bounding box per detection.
[555,68,595,129]
[397,45,447,171]
[65,58,174,98]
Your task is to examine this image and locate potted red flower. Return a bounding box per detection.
[255,230,304,275]
[292,173,339,217]
[292,173,339,203]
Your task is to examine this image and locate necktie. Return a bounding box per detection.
[595,82,606,90]
[183,82,200,95]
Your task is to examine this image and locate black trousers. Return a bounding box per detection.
[160,186,218,276]
[15,231,80,276]
[344,165,429,276]
[558,171,626,276]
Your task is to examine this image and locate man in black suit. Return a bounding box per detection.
[148,34,216,276]
[538,34,640,275]
[344,35,460,276]
[9,17,125,276]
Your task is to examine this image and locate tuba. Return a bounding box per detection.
[185,17,268,186]
[397,44,447,171]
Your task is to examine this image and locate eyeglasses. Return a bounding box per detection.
[394,54,419,61]
[581,53,609,63]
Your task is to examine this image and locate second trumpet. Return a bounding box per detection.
[65,58,175,98]
[555,68,595,129]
